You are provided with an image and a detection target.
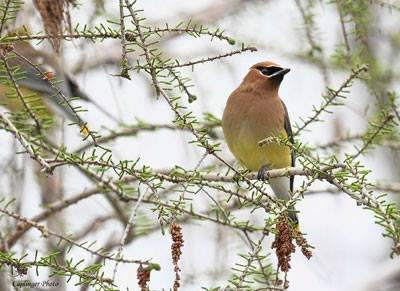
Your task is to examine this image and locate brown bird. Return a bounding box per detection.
[222,61,297,223]
[0,29,118,133]
[0,37,89,125]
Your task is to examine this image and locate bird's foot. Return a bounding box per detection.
[257,164,269,181]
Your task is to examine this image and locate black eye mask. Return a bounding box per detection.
[256,66,283,76]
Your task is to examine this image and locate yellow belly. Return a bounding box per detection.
[229,130,291,171]
[0,84,55,128]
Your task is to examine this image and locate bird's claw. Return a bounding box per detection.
[257,164,269,181]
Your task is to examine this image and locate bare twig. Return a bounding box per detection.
[112,188,146,280]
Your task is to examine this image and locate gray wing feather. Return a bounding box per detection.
[281,100,295,192]
[8,58,80,122]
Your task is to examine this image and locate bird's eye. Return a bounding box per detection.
[257,66,282,76]
[258,67,270,75]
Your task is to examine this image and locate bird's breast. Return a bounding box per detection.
[222,93,291,171]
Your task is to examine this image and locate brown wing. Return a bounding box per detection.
[281,100,295,192]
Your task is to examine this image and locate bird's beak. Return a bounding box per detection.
[268,68,291,79]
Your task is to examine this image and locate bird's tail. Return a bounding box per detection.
[269,176,299,227]
[288,207,299,231]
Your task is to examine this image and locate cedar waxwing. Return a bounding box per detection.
[0,28,118,135]
[222,61,297,223]
[0,37,91,133]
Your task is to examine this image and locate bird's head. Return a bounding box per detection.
[241,61,290,93]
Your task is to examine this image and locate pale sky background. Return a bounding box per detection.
[1,1,399,290]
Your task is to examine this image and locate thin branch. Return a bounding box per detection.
[5,187,100,248]
[118,0,130,79]
[236,232,267,288]
[294,65,368,136]
[125,0,161,95]
[348,114,394,161]
[0,110,51,173]
[0,0,11,36]
[371,0,400,11]
[73,123,193,153]
[12,50,98,143]
[138,46,258,71]
[294,0,330,84]
[0,54,42,133]
[0,206,152,265]
[337,2,351,58]
[112,188,146,280]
